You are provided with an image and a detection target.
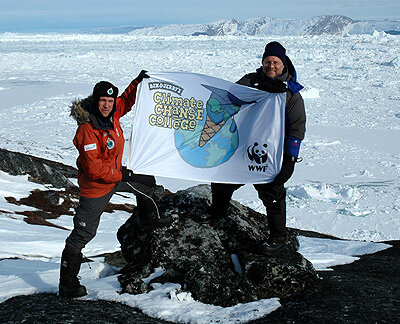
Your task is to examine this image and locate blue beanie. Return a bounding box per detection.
[262,41,286,65]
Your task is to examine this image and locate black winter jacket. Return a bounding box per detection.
[236,56,306,157]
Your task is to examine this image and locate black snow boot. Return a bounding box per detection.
[260,231,288,253]
[139,211,173,232]
[136,194,173,231]
[195,203,228,224]
[59,250,87,298]
[260,235,287,253]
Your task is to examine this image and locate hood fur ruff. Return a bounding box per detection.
[70,95,93,125]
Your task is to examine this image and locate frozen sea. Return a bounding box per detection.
[0,32,399,323]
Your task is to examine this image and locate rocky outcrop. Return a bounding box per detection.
[304,15,354,35]
[127,15,400,36]
[2,242,399,323]
[0,148,77,189]
[0,149,316,306]
[0,149,80,226]
[117,185,317,307]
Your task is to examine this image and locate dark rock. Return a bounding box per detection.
[1,242,399,323]
[117,184,317,306]
[103,250,128,268]
[255,240,400,323]
[6,188,79,217]
[0,149,135,227]
[0,293,172,324]
[305,15,354,35]
[0,148,77,189]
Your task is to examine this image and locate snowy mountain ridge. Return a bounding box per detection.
[126,15,400,36]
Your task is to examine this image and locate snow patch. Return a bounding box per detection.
[289,183,362,204]
[302,87,320,99]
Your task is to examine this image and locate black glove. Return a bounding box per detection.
[272,154,297,186]
[121,166,134,182]
[134,70,150,84]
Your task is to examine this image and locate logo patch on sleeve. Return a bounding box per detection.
[84,143,97,151]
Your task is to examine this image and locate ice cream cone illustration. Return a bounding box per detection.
[199,84,256,147]
[199,115,228,147]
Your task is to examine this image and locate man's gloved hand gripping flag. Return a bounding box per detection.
[127,72,286,184]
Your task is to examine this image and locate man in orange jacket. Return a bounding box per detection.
[59,71,172,298]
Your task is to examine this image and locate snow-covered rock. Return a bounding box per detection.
[117,185,317,306]
[125,15,400,36]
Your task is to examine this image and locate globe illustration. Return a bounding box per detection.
[174,114,239,168]
[174,84,256,168]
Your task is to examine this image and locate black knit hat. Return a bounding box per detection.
[92,81,118,99]
[262,41,286,65]
[91,81,119,125]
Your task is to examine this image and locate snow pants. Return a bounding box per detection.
[64,174,156,254]
[211,182,287,238]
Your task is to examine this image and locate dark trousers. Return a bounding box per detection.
[211,182,287,237]
[64,175,156,254]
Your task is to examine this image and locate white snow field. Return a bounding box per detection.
[0,32,398,323]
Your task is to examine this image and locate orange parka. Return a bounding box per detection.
[70,80,139,198]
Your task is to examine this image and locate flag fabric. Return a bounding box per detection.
[127,72,286,184]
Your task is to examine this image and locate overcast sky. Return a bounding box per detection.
[1,0,399,32]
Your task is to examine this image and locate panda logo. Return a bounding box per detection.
[247,142,268,164]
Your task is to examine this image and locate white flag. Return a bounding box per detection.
[127,72,285,184]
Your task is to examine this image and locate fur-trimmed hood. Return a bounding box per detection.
[70,95,93,125]
[70,95,115,130]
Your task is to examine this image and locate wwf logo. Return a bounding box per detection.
[247,142,268,164]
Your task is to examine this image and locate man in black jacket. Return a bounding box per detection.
[208,41,306,252]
